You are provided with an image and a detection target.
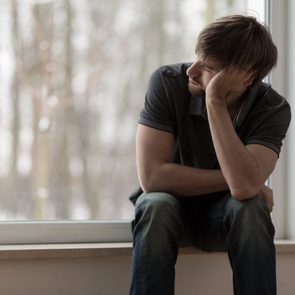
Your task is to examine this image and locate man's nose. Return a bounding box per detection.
[186,62,201,78]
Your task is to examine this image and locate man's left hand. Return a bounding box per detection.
[259,185,274,212]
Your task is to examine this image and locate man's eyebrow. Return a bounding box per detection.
[195,54,219,71]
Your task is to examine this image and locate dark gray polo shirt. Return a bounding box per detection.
[130,63,291,203]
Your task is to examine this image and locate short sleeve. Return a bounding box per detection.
[139,68,176,133]
[246,100,291,157]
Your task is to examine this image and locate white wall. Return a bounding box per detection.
[0,252,294,295]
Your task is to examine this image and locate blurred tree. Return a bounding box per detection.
[48,0,73,219]
[0,0,249,220]
[8,0,20,214]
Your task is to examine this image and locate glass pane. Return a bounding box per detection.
[0,0,264,220]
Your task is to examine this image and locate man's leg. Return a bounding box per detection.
[194,193,276,295]
[129,192,184,295]
[226,195,276,295]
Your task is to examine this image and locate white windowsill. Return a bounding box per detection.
[0,240,294,260]
[0,220,133,245]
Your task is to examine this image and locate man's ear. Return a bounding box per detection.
[244,72,256,87]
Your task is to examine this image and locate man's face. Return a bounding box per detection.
[186,54,221,97]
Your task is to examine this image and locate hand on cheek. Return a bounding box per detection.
[205,67,254,107]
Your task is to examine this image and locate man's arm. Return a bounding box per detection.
[206,68,278,200]
[136,124,228,196]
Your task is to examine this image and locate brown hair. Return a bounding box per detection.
[196,15,277,83]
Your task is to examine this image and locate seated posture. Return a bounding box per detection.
[129,15,291,295]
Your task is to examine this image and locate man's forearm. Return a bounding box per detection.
[206,101,263,199]
[203,67,276,200]
[141,162,228,197]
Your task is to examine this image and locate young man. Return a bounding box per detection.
[129,15,291,295]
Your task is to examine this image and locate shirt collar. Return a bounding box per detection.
[189,95,207,118]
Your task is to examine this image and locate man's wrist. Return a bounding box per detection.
[206,96,228,110]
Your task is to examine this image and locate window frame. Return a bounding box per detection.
[0,220,132,244]
[269,0,295,240]
[2,0,293,245]
[267,0,291,239]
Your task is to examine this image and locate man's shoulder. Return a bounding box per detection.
[251,82,291,126]
[257,82,290,109]
[156,62,192,79]
[148,63,192,96]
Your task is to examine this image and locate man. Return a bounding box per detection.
[129,15,291,295]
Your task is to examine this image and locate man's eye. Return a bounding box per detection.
[203,65,212,72]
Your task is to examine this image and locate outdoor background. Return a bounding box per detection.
[0,0,261,220]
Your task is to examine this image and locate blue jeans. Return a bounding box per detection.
[129,192,276,295]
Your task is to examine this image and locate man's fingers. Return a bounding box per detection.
[224,67,254,84]
[259,185,274,212]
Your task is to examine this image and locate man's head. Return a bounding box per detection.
[187,15,277,97]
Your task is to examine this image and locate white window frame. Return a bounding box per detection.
[1,0,294,245]
[269,0,295,240]
[0,220,132,245]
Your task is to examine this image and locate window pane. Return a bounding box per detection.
[0,0,264,220]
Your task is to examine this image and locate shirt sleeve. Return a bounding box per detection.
[246,100,291,157]
[138,68,176,133]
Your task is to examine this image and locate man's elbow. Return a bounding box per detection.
[230,186,260,201]
[141,181,153,193]
[139,172,158,193]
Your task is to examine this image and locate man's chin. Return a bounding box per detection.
[188,84,205,97]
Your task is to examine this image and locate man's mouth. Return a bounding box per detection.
[188,78,205,97]
[188,78,201,87]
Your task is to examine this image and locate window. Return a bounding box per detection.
[0,0,278,243]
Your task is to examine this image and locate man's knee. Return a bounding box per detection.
[225,195,275,241]
[227,195,269,217]
[135,192,179,217]
[133,192,182,236]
